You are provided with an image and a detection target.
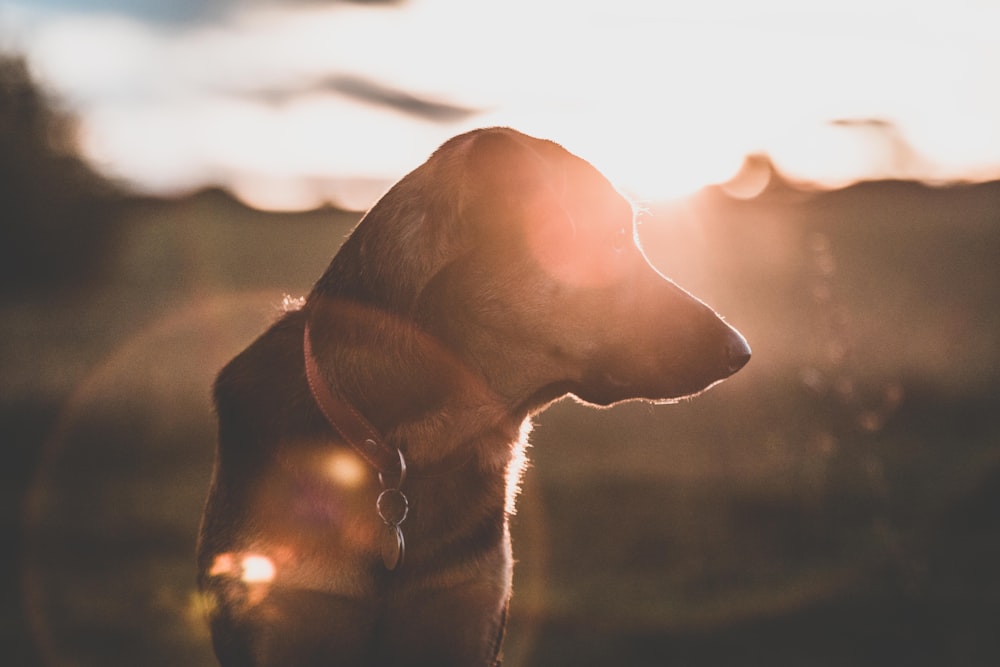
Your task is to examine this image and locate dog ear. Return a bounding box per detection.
[455,128,563,232]
[458,129,640,289]
[310,133,479,315]
[309,128,567,317]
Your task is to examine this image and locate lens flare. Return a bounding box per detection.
[240,554,276,584]
[325,450,368,489]
[208,553,235,577]
[208,552,277,584]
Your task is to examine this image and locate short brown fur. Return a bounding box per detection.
[197,127,750,666]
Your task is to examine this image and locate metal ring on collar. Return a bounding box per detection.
[377,447,407,490]
[376,488,409,527]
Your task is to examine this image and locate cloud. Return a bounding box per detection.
[17,0,404,25]
[9,0,1000,210]
[247,74,481,123]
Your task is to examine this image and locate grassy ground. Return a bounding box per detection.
[4,181,999,666]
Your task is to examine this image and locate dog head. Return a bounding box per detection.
[314,127,749,411]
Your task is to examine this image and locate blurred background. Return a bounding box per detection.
[2,0,999,665]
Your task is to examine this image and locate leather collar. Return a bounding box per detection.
[303,319,404,481]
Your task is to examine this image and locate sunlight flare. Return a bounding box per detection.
[240,554,277,584]
[10,0,1000,209]
[325,450,368,489]
[208,552,277,584]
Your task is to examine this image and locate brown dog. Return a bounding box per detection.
[197,127,750,666]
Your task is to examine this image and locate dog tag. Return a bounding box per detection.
[381,524,405,570]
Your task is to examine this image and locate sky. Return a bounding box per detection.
[4,0,1000,210]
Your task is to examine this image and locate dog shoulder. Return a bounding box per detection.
[213,310,312,447]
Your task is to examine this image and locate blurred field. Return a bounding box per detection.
[3,179,999,666]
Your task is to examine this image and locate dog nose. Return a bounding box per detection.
[724,330,751,376]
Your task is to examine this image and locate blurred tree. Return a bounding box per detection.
[0,55,123,297]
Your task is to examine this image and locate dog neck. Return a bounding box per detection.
[304,298,521,476]
[304,319,403,476]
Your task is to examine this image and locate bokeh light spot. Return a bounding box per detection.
[325,450,368,489]
[240,554,276,584]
